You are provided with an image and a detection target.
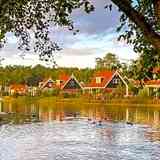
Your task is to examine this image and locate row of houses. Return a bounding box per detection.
[6,69,160,97]
[7,70,128,97]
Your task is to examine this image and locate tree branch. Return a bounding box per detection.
[153,0,160,21]
[111,0,160,49]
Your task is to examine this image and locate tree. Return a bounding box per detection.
[110,0,160,75]
[128,48,160,81]
[0,0,94,60]
[95,53,121,70]
[110,0,160,51]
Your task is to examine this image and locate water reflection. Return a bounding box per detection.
[0,101,160,127]
[0,100,160,159]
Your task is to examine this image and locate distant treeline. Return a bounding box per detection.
[0,65,96,86]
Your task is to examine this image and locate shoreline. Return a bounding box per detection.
[2,96,160,107]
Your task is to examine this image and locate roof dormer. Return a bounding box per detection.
[96,77,103,84]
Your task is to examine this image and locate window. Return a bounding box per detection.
[48,83,52,87]
[56,80,62,85]
[96,77,102,84]
[113,78,119,84]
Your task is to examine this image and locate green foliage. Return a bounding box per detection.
[42,89,60,97]
[0,65,95,86]
[114,0,160,51]
[0,0,94,61]
[62,92,77,98]
[95,53,121,70]
[138,88,149,98]
[128,49,160,80]
[112,0,160,76]
[111,84,126,98]
[128,83,139,95]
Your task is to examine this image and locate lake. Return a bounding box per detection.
[0,99,160,160]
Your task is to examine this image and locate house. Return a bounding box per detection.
[133,79,160,97]
[56,73,83,93]
[144,80,160,97]
[39,77,55,91]
[55,74,70,89]
[84,70,129,96]
[9,84,28,96]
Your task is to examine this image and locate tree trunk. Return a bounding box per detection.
[111,0,160,50]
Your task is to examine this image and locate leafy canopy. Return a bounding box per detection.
[0,0,94,61]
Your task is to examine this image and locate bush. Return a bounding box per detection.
[63,92,70,98]
[41,89,60,97]
[138,88,149,98]
[62,92,78,98]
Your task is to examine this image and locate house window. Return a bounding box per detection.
[56,80,63,85]
[48,79,53,83]
[96,77,102,84]
[113,78,119,84]
[48,83,52,87]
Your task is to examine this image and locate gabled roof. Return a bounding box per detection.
[85,70,116,88]
[56,73,70,89]
[61,74,83,89]
[39,77,55,89]
[84,70,127,89]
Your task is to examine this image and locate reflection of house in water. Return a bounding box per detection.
[38,106,65,122]
[1,101,160,127]
[9,84,28,96]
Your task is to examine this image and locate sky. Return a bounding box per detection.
[0,0,138,68]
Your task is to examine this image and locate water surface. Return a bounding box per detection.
[0,100,160,160]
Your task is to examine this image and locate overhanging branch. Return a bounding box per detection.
[111,0,160,49]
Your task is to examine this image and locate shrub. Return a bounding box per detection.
[41,89,60,97]
[62,92,78,98]
[138,88,149,98]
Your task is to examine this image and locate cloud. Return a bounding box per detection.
[71,0,120,35]
[57,47,98,56]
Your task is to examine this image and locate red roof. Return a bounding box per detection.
[85,71,116,88]
[133,80,160,86]
[56,74,70,89]
[39,77,55,89]
[145,80,160,85]
[59,74,70,82]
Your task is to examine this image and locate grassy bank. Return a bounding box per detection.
[2,96,160,107]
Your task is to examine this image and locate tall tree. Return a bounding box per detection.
[95,53,121,70]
